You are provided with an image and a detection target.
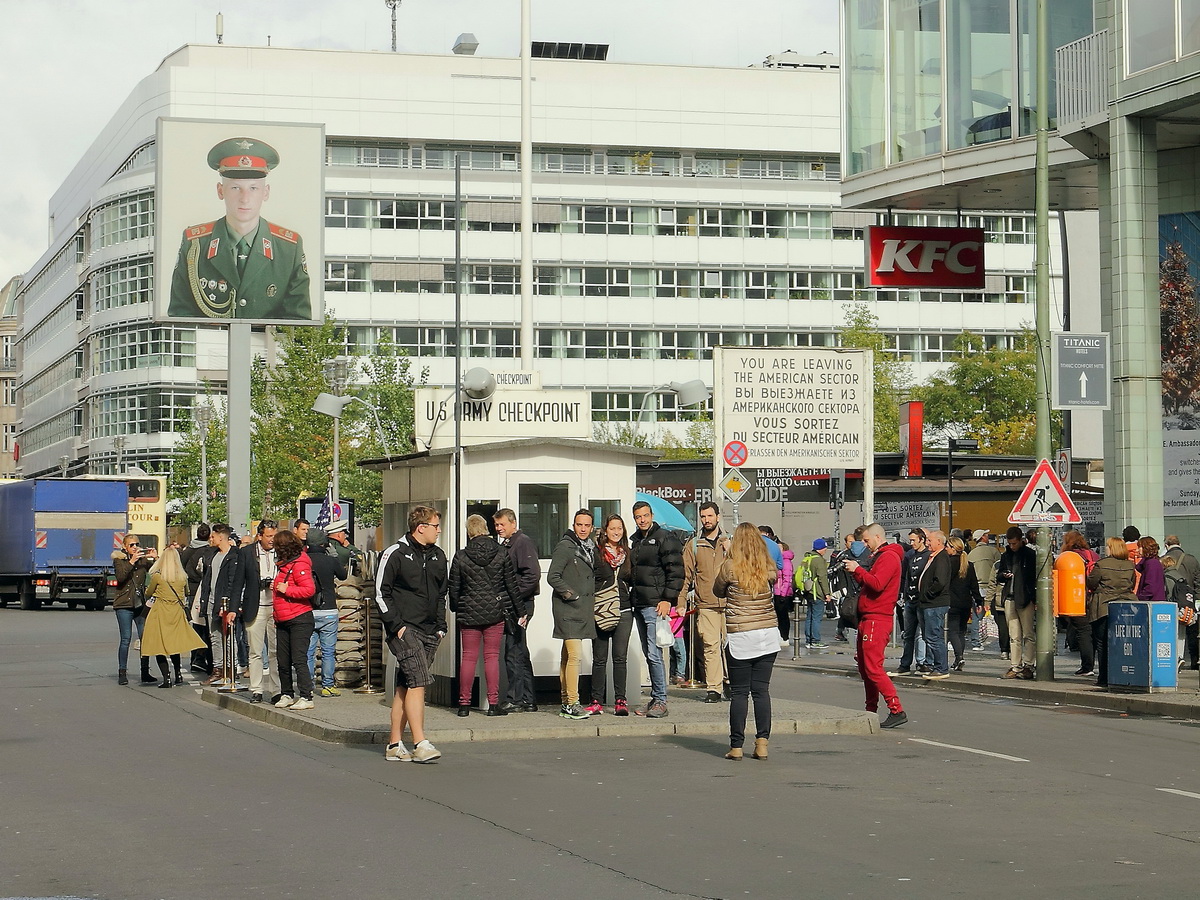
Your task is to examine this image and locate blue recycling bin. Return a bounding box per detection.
[1107,601,1177,692]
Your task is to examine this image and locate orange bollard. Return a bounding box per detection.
[1054,551,1087,617]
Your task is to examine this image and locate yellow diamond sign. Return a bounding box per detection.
[719,468,753,502]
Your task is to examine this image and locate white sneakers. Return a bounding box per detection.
[291,697,314,710]
[274,695,295,708]
[385,742,412,762]
[411,740,441,764]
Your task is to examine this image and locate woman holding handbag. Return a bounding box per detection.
[588,514,634,716]
[140,546,205,688]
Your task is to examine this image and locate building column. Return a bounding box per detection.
[1105,114,1163,537]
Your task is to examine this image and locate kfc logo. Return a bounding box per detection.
[866,226,986,289]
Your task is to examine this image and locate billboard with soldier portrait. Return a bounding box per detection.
[155,118,324,325]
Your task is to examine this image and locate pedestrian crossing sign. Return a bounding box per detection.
[1008,458,1081,525]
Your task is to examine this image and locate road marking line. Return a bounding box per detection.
[908,738,1029,763]
[1156,788,1200,800]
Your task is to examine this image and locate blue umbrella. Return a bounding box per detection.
[635,491,695,534]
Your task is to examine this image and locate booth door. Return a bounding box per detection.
[504,471,588,680]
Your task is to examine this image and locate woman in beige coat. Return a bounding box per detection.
[714,523,780,761]
[141,546,205,688]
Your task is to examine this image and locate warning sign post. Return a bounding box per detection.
[1008,459,1081,525]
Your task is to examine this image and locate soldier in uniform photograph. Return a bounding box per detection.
[168,137,311,320]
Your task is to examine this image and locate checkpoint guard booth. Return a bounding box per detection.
[360,437,660,708]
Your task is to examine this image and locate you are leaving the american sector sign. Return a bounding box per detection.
[714,347,873,470]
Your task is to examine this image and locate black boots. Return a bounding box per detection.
[140,657,157,684]
[118,669,128,685]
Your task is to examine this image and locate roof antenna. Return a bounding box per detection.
[216,12,224,44]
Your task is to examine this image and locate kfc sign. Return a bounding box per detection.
[866,226,986,289]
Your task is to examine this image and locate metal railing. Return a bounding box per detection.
[1056,30,1109,128]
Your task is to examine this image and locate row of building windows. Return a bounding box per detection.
[92,326,197,374]
[592,391,711,422]
[23,351,82,401]
[20,408,80,455]
[326,142,839,182]
[24,294,82,353]
[21,235,83,308]
[114,143,156,178]
[91,387,197,438]
[324,197,1037,245]
[339,324,1017,363]
[89,193,154,251]
[91,260,154,312]
[327,261,1033,305]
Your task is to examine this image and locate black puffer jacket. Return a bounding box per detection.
[630,523,685,608]
[449,535,521,628]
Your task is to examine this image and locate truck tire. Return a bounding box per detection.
[67,601,78,610]
[19,582,40,610]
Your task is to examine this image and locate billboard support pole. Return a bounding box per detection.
[227,323,252,537]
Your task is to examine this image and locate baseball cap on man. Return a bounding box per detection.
[812,538,828,551]
[972,529,989,541]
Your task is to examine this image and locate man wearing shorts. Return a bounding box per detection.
[375,506,449,764]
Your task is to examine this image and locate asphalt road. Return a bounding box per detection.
[3,608,1198,899]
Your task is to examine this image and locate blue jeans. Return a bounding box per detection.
[805,594,823,644]
[634,606,668,703]
[670,636,687,679]
[115,607,146,670]
[307,611,339,688]
[921,606,949,675]
[899,601,930,670]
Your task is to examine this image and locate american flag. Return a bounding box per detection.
[314,481,333,530]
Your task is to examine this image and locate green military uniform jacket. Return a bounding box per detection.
[168,217,311,320]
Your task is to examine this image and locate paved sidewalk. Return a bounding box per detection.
[777,632,1200,721]
[201,681,877,745]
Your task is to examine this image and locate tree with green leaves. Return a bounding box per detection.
[170,318,423,527]
[837,304,912,453]
[911,328,1059,455]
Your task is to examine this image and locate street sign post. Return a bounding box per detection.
[1051,333,1111,410]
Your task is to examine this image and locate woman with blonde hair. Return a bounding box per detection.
[945,536,982,672]
[1086,537,1136,689]
[714,522,780,761]
[140,545,205,688]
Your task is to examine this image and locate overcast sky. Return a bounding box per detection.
[0,0,840,280]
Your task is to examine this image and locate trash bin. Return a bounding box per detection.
[1107,601,1177,692]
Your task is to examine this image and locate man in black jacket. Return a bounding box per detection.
[494,507,541,713]
[917,530,952,680]
[997,526,1038,679]
[307,530,348,698]
[376,506,448,764]
[892,529,931,676]
[630,500,684,718]
[199,524,249,686]
[180,523,214,673]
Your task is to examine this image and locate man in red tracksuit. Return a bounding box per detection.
[846,523,908,728]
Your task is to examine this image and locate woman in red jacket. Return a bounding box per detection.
[272,530,317,710]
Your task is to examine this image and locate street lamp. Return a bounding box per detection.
[194,403,214,524]
[633,380,712,439]
[384,0,401,52]
[58,455,70,477]
[314,357,353,512]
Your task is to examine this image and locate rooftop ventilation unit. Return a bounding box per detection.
[531,41,609,60]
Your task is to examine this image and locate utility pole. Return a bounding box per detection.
[1034,0,1055,681]
[385,0,401,52]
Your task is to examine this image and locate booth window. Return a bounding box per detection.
[519,484,570,557]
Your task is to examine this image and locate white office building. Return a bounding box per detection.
[14,42,1051,478]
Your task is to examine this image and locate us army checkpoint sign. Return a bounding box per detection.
[1051,333,1110,410]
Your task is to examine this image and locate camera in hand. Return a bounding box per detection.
[260,577,273,591]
